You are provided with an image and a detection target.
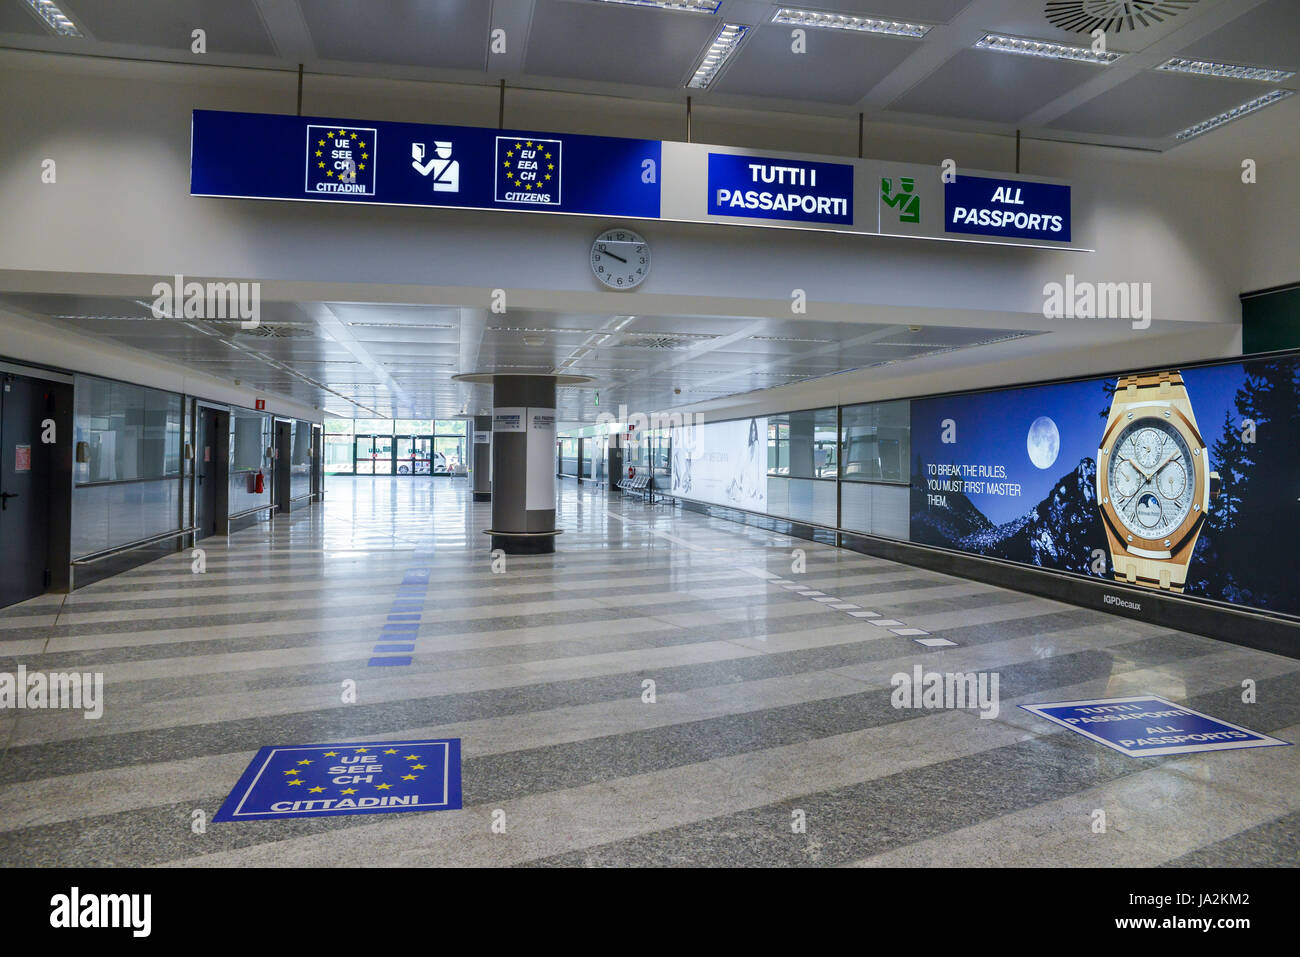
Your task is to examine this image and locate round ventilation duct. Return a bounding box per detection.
[1044,0,1198,34]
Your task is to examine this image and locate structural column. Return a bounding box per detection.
[471,413,492,503]
[452,372,591,555]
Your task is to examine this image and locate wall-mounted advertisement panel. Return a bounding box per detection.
[908,354,1300,617]
[670,417,768,513]
[191,110,661,219]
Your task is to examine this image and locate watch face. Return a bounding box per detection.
[591,229,649,290]
[1107,418,1196,541]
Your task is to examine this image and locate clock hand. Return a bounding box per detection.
[602,249,628,264]
[1123,456,1154,482]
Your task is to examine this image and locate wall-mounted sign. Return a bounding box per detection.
[191,110,661,219]
[192,111,1080,249]
[14,444,30,472]
[255,398,266,411]
[944,175,1071,242]
[492,407,525,433]
[473,430,490,445]
[527,408,557,511]
[707,153,853,225]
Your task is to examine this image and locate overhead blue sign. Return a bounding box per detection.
[945,174,1070,242]
[708,152,853,225]
[1020,696,1289,757]
[191,110,660,219]
[214,739,462,821]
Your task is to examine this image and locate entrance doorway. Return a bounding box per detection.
[355,434,393,474]
[196,406,229,540]
[395,435,433,474]
[0,372,54,607]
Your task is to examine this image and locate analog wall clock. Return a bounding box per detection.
[591,228,650,290]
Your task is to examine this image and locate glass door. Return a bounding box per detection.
[355,434,393,475]
[433,435,464,474]
[395,435,432,475]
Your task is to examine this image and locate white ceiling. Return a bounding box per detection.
[0,0,1296,155]
[0,293,1039,421]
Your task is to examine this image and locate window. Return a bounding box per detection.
[767,408,836,479]
[74,376,182,485]
[841,400,910,483]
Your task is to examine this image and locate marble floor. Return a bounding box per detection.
[0,476,1296,867]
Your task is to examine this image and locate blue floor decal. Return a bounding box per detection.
[1020,696,1291,757]
[368,561,432,667]
[214,739,462,821]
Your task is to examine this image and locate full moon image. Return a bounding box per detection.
[1027,416,1060,470]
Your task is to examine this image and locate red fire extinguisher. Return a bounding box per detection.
[253,470,265,494]
[628,466,636,479]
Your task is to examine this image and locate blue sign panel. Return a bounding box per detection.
[191,110,660,219]
[944,174,1070,242]
[214,739,462,821]
[1020,696,1289,757]
[707,152,853,225]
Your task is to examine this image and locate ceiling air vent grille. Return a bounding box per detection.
[616,336,693,350]
[236,323,315,339]
[1044,0,1197,33]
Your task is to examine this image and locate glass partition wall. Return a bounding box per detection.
[324,419,467,475]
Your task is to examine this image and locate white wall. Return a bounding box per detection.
[0,48,1273,422]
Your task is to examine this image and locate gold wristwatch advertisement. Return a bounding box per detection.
[908,354,1298,617]
[1097,371,1219,593]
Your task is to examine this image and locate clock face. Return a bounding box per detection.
[1107,418,1196,541]
[591,229,650,290]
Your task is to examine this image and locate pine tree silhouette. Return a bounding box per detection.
[1192,359,1300,612]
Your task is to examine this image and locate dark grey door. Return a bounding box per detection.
[196,407,220,539]
[0,373,53,608]
[275,420,292,509]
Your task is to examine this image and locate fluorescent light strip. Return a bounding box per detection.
[1175,89,1294,140]
[1156,57,1294,83]
[687,22,750,89]
[589,0,720,13]
[975,33,1121,65]
[771,8,930,38]
[26,0,81,37]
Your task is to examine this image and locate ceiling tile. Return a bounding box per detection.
[63,0,276,54]
[299,0,490,69]
[887,48,1102,123]
[1178,0,1300,72]
[714,25,919,104]
[524,0,720,86]
[1046,70,1277,138]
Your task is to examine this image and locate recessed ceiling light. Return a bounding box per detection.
[1174,89,1294,140]
[590,0,720,12]
[771,8,930,38]
[974,33,1122,65]
[347,321,455,329]
[1155,57,1294,83]
[687,22,750,89]
[25,0,82,37]
[749,334,835,343]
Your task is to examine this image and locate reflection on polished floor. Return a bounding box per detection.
[0,476,1296,867]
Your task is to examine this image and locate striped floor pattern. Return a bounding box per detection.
[0,476,1296,867]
